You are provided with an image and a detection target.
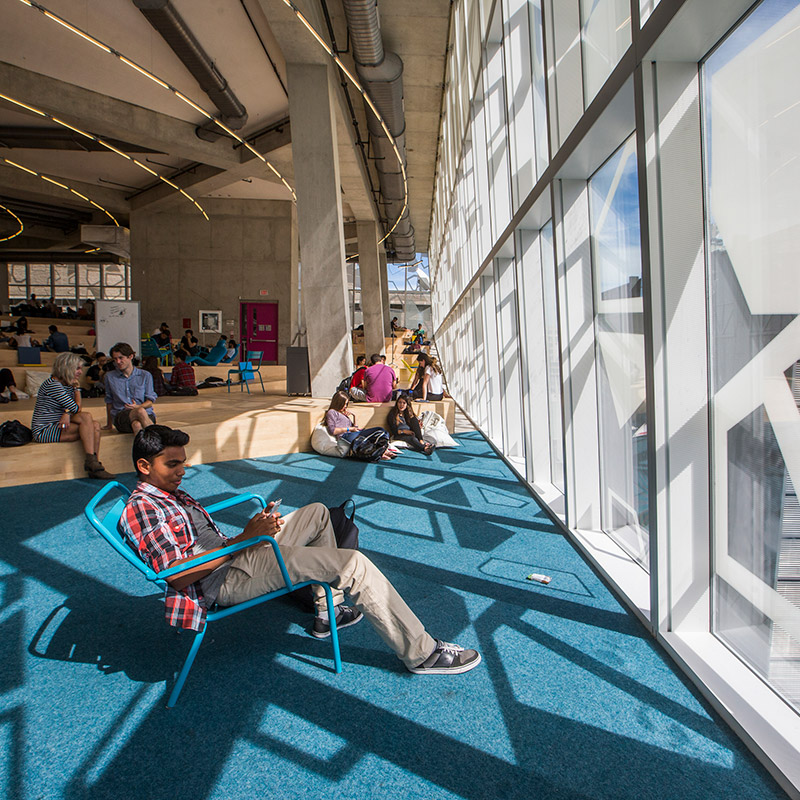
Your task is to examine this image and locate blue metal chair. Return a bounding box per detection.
[84,481,342,707]
[226,350,265,393]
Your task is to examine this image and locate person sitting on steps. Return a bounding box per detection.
[30,352,114,479]
[387,395,434,455]
[103,342,157,434]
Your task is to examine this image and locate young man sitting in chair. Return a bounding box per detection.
[120,425,481,676]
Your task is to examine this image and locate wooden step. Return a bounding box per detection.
[0,389,456,488]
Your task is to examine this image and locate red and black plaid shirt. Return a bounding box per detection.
[170,361,196,389]
[119,481,229,631]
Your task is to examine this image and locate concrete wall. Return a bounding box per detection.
[130,198,296,363]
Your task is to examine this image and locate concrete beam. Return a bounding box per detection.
[0,61,240,171]
[0,162,130,214]
[130,126,294,212]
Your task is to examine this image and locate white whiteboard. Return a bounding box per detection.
[96,300,141,356]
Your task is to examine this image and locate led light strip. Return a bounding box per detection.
[0,91,209,220]
[2,156,120,226]
[279,0,408,245]
[0,203,24,242]
[18,0,296,201]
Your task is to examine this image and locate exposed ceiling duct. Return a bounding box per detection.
[133,0,248,142]
[341,0,416,262]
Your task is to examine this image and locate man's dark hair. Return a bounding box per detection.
[110,342,134,357]
[132,425,190,474]
[49,325,58,333]
[174,348,188,362]
[370,353,382,365]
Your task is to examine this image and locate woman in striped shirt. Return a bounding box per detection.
[31,352,115,479]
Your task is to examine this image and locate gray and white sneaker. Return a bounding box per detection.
[407,639,481,675]
[311,605,363,638]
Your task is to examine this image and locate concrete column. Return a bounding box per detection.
[357,220,384,357]
[290,204,302,345]
[379,250,391,336]
[0,263,9,312]
[286,62,352,397]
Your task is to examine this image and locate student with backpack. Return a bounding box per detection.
[324,391,393,461]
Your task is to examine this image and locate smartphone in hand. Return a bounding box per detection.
[269,498,282,516]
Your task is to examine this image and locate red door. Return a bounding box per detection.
[240,301,278,363]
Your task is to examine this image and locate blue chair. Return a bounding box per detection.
[84,481,342,707]
[186,340,227,366]
[227,350,265,393]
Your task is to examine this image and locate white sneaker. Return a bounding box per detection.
[15,390,29,399]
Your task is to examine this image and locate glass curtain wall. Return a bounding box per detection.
[588,137,649,568]
[580,0,632,104]
[430,0,800,786]
[516,222,564,493]
[702,0,800,711]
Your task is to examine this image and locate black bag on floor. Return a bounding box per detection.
[349,427,390,461]
[0,419,33,447]
[293,499,360,611]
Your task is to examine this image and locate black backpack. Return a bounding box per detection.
[337,372,355,393]
[293,500,360,611]
[0,419,33,447]
[349,427,390,461]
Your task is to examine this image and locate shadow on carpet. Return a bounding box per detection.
[0,431,787,800]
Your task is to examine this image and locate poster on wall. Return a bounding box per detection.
[199,309,222,334]
[96,300,140,356]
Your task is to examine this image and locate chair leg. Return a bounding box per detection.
[321,583,342,674]
[258,374,265,393]
[167,626,207,707]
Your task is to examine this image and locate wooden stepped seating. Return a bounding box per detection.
[0,386,456,488]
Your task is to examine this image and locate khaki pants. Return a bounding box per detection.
[217,502,435,668]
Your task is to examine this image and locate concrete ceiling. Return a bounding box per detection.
[0,0,449,259]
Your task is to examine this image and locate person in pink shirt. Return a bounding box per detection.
[363,353,397,403]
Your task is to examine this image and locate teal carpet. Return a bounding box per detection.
[0,432,787,799]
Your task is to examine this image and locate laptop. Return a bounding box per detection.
[17,346,42,365]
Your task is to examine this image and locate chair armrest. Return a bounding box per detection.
[84,480,130,521]
[156,534,275,579]
[204,492,266,515]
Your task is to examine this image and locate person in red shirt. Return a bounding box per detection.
[349,355,367,401]
[169,349,198,395]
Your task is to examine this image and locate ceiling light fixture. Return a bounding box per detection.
[17,0,296,201]
[0,203,24,242]
[0,91,208,220]
[279,0,408,245]
[2,156,121,226]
